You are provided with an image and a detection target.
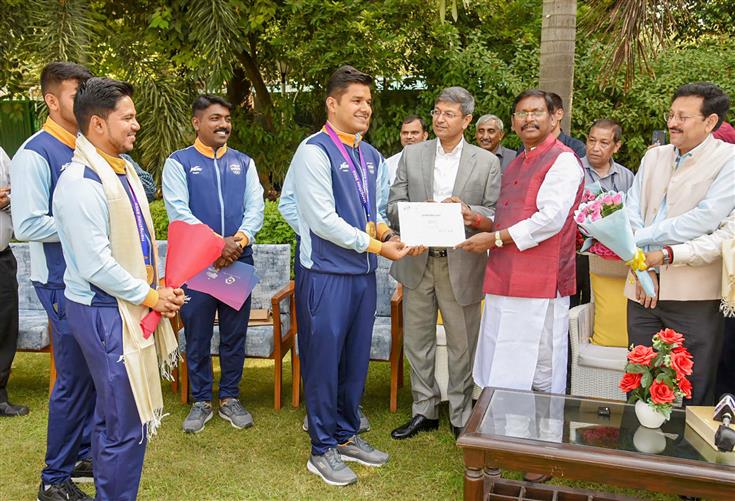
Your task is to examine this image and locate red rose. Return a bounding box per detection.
[619,372,643,393]
[656,328,685,346]
[649,380,675,404]
[670,349,694,379]
[672,346,693,360]
[627,345,657,366]
[677,376,692,399]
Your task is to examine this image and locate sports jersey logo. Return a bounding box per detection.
[190,166,202,175]
[229,163,241,175]
[366,161,375,174]
[339,162,350,172]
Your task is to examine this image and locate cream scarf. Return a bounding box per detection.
[723,238,735,317]
[72,135,179,439]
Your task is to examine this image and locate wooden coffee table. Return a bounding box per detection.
[457,388,735,500]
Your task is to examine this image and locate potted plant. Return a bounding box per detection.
[619,328,693,428]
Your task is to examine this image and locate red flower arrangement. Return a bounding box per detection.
[619,328,693,417]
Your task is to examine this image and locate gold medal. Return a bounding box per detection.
[366,221,377,238]
[146,264,155,285]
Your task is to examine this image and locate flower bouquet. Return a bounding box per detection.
[619,328,693,426]
[574,190,656,296]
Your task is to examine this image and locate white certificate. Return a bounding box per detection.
[397,202,466,247]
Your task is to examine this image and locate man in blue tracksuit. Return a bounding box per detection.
[10,62,97,501]
[53,77,184,501]
[162,94,264,434]
[287,66,408,486]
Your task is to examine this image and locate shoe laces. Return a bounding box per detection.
[190,401,211,418]
[349,435,374,452]
[323,448,346,470]
[63,479,87,500]
[222,399,246,415]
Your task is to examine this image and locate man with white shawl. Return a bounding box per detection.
[52,77,183,501]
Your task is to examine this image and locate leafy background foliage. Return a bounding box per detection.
[0,0,733,183]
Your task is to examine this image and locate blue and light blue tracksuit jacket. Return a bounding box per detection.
[10,117,77,288]
[52,152,159,308]
[162,138,264,256]
[287,125,389,274]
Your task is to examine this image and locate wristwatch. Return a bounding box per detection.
[494,231,503,248]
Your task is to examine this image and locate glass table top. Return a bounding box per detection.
[478,389,735,467]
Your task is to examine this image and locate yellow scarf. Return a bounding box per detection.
[72,135,179,439]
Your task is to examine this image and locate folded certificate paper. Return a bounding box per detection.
[187,261,260,311]
[398,202,466,247]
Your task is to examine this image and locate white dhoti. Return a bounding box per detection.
[473,293,569,393]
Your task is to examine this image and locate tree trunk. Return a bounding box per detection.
[237,36,274,132]
[538,0,577,134]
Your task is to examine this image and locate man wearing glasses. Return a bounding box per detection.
[625,82,735,406]
[388,87,500,441]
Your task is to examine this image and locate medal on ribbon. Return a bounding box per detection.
[324,123,376,238]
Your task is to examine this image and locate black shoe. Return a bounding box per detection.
[0,401,29,416]
[390,414,439,440]
[37,479,92,501]
[452,425,464,440]
[70,458,93,483]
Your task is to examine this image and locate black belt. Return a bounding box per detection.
[428,247,447,257]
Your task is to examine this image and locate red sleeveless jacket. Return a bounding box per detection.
[483,134,583,298]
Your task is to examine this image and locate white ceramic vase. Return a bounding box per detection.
[633,426,667,454]
[635,400,667,429]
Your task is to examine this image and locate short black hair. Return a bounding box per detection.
[549,92,564,112]
[512,89,554,114]
[673,82,730,130]
[73,77,134,135]
[192,94,232,116]
[40,62,92,96]
[326,65,373,101]
[402,114,427,131]
[590,119,623,143]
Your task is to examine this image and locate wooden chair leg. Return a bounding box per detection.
[291,351,301,408]
[48,342,57,396]
[274,352,283,411]
[171,365,179,394]
[390,357,399,413]
[180,357,189,404]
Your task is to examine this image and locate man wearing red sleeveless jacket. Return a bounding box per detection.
[458,89,583,395]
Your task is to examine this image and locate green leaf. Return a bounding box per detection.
[641,371,653,389]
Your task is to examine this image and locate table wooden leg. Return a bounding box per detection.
[464,464,484,501]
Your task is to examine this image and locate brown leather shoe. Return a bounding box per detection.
[523,472,552,483]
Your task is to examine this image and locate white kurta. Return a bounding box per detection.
[473,151,583,394]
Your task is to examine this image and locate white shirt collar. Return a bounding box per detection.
[436,137,464,157]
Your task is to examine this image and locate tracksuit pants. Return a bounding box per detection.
[297,268,376,456]
[181,255,254,402]
[66,300,146,501]
[35,285,95,485]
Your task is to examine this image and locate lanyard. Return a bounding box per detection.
[125,176,152,269]
[324,123,371,221]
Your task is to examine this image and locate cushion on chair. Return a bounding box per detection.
[178,313,290,358]
[370,317,392,361]
[589,272,629,347]
[578,342,628,371]
[375,256,397,317]
[11,243,45,311]
[17,310,50,350]
[156,241,167,280]
[250,245,291,310]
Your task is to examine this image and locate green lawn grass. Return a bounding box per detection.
[0,353,683,500]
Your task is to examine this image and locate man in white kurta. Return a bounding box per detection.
[457,90,584,395]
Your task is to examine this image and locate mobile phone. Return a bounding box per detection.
[652,130,667,145]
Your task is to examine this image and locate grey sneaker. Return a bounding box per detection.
[307,448,358,486]
[337,435,389,467]
[183,401,213,433]
[303,406,370,433]
[218,398,253,429]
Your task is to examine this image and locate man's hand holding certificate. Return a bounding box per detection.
[397,202,467,247]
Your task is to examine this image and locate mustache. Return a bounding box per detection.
[669,127,683,134]
[521,124,539,131]
[214,127,231,134]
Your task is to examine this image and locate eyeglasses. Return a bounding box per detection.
[664,112,704,124]
[512,111,547,120]
[430,109,460,120]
